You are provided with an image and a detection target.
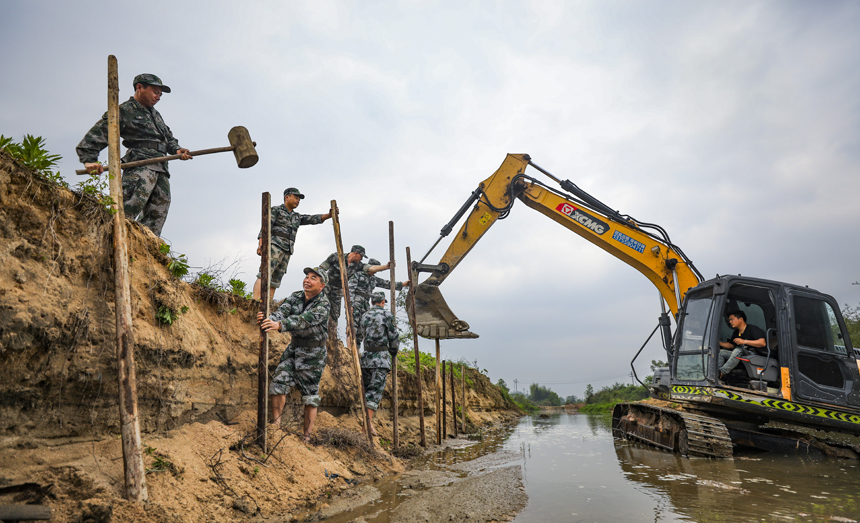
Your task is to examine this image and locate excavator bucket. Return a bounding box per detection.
[409,283,479,339]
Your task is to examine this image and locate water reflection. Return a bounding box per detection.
[506,413,860,522]
[300,413,860,523]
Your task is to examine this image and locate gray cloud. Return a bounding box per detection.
[2,0,859,399]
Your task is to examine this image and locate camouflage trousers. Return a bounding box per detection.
[269,343,327,407]
[326,287,342,341]
[361,366,389,411]
[122,165,171,237]
[351,297,369,345]
[257,246,291,288]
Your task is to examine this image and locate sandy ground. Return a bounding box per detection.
[0,409,523,522]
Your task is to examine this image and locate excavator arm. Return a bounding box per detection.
[411,153,703,339]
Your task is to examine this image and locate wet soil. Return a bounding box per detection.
[297,425,528,523]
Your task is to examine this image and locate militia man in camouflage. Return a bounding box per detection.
[254,187,332,300]
[77,74,191,237]
[257,266,330,442]
[349,257,407,346]
[360,292,400,436]
[318,245,391,340]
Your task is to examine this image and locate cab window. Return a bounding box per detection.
[793,296,848,355]
[675,289,714,381]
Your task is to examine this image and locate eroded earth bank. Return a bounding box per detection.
[0,151,523,522]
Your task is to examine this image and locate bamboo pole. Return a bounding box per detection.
[442,359,447,440]
[435,338,441,445]
[405,247,426,447]
[461,365,466,430]
[450,360,457,435]
[107,55,147,503]
[388,221,399,449]
[330,201,372,443]
[256,193,272,452]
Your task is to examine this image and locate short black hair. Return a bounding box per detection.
[727,310,746,322]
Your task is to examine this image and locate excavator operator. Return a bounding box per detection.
[718,311,766,378]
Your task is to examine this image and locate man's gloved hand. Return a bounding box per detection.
[388,348,399,358]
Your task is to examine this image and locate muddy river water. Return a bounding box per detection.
[309,412,860,522]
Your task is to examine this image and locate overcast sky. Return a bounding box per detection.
[2,1,859,400]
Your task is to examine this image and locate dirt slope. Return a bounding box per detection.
[0,151,519,522]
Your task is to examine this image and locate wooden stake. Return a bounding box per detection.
[435,338,441,445]
[256,192,272,452]
[107,55,147,503]
[388,221,399,449]
[405,247,426,447]
[330,201,372,443]
[442,359,447,440]
[450,360,457,435]
[461,364,466,430]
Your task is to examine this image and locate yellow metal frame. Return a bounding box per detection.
[426,154,700,316]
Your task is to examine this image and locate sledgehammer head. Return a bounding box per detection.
[227,126,258,168]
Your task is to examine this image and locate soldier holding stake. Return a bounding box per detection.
[349,257,407,346]
[253,187,332,300]
[360,292,400,436]
[318,245,391,341]
[76,73,191,237]
[257,266,330,442]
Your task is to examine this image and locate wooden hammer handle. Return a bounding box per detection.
[75,146,233,175]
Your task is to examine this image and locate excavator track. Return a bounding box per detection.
[612,403,734,458]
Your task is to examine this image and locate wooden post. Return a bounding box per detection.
[330,201,372,442]
[450,360,458,435]
[435,338,441,445]
[442,359,447,440]
[388,221,399,449]
[405,247,426,447]
[256,193,272,452]
[106,55,147,503]
[461,365,466,430]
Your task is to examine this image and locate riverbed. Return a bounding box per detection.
[306,412,860,522]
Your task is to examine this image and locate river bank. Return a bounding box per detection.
[0,152,522,522]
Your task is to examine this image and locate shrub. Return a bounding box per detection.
[0,134,66,187]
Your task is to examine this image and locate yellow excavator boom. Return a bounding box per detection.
[412,153,702,339]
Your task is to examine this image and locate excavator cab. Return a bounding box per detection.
[668,275,860,412]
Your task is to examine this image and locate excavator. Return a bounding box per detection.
[410,153,860,459]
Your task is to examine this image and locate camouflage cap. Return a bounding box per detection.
[371,292,386,304]
[350,245,367,258]
[133,73,171,93]
[303,266,328,285]
[368,258,381,265]
[283,187,305,199]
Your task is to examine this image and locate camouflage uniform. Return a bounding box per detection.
[268,289,331,407]
[256,204,325,288]
[76,84,182,237]
[360,298,400,411]
[319,251,374,332]
[349,258,402,345]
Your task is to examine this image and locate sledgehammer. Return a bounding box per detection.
[75,125,258,175]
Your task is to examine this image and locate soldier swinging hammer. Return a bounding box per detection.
[76,73,258,237]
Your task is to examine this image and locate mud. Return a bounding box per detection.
[297,424,528,523]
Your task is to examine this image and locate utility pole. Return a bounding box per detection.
[513,379,518,394]
[629,372,634,386]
